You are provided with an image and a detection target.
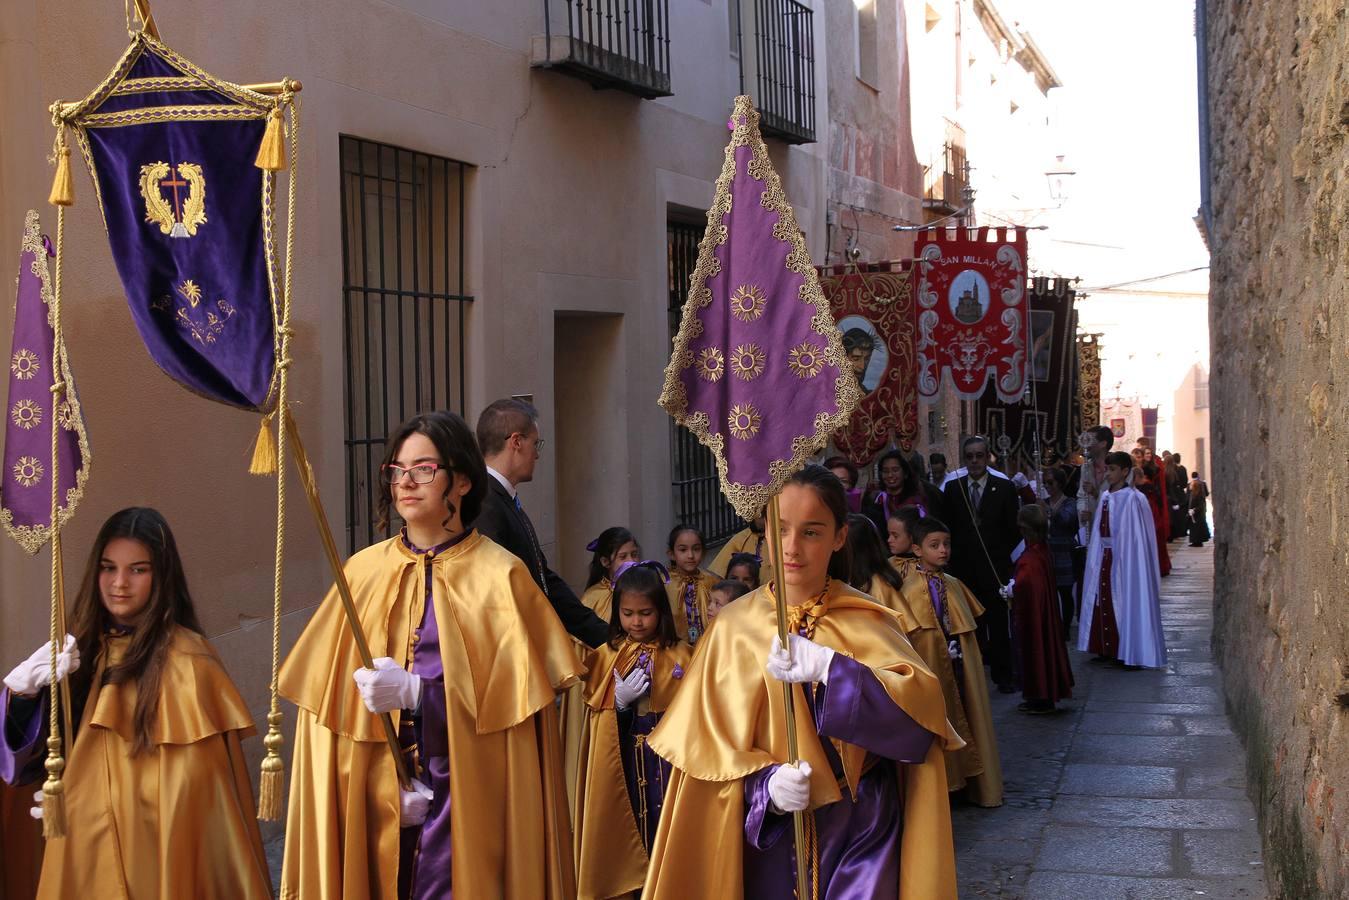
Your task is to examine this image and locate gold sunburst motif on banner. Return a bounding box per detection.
[730,284,767,322]
[730,343,766,381]
[728,403,762,440]
[787,341,824,379]
[12,456,43,488]
[695,347,725,383]
[10,349,39,380]
[10,399,42,430]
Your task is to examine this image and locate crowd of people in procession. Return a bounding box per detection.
[0,397,1216,899]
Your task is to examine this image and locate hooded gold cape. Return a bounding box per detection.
[561,579,612,824]
[708,527,762,576]
[278,531,583,900]
[665,569,719,641]
[574,639,692,900]
[38,627,270,900]
[893,569,1004,806]
[640,582,962,900]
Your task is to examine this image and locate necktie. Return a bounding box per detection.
[970,480,982,510]
[513,494,550,596]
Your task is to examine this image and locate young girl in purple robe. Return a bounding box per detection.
[573,561,691,899]
[665,525,718,644]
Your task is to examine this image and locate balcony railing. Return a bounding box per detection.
[533,0,672,99]
[923,142,968,212]
[741,0,816,144]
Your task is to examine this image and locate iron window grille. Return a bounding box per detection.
[339,136,472,552]
[924,142,969,212]
[740,0,817,144]
[668,217,740,545]
[535,0,673,98]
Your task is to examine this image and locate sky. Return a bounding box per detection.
[999,0,1211,445]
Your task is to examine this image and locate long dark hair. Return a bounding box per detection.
[69,508,203,756]
[876,448,920,498]
[377,411,488,533]
[845,512,903,592]
[607,564,679,649]
[726,552,761,588]
[784,464,851,581]
[586,526,637,589]
[666,523,704,552]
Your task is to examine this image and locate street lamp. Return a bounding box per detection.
[1045,154,1076,203]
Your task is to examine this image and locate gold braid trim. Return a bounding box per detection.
[80,104,266,129]
[0,211,93,556]
[110,75,209,95]
[658,95,861,522]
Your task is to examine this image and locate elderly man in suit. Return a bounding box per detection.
[474,398,608,648]
[943,435,1022,693]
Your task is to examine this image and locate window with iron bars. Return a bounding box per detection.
[339,136,472,552]
[668,217,740,545]
[739,0,817,144]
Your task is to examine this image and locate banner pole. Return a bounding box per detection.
[283,410,412,790]
[766,493,813,900]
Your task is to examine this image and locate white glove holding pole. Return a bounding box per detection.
[613,668,650,711]
[352,657,421,714]
[766,633,835,684]
[999,578,1015,600]
[767,761,813,813]
[948,639,962,659]
[28,788,43,821]
[399,779,434,827]
[4,635,79,698]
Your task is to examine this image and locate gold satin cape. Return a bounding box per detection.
[574,639,692,900]
[708,528,761,576]
[640,583,963,900]
[892,569,1004,806]
[37,627,271,900]
[665,569,718,641]
[278,531,584,900]
[562,579,614,822]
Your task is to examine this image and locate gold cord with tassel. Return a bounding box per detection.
[257,95,298,820]
[248,412,277,475]
[254,104,287,172]
[48,113,74,207]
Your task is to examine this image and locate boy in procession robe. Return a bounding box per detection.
[1004,506,1074,713]
[642,466,963,899]
[1078,451,1166,669]
[279,411,583,899]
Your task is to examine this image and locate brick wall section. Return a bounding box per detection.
[1204,1,1349,896]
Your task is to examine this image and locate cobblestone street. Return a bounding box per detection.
[954,542,1269,898]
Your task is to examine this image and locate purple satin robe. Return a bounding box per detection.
[1,689,47,787]
[617,707,671,853]
[742,654,935,899]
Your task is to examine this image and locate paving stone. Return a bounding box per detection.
[1035,824,1174,875]
[1068,732,1243,766]
[1178,716,1237,736]
[1024,871,1268,899]
[1085,700,1224,716]
[1050,796,1253,830]
[1059,763,1179,798]
[1183,829,1266,876]
[1181,765,1253,800]
[1078,712,1181,735]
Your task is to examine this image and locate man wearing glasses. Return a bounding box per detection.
[942,435,1021,693]
[473,398,609,648]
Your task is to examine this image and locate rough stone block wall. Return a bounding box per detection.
[1205,1,1348,897]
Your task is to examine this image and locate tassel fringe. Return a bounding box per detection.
[49,146,74,207]
[255,108,287,171]
[256,712,285,821]
[42,741,67,839]
[249,414,277,475]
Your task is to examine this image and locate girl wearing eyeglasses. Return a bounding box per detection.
[278,410,583,899]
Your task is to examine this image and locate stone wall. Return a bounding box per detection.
[1204,1,1349,896]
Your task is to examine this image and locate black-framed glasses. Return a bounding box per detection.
[511,432,545,452]
[381,463,442,485]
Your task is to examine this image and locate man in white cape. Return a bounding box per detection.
[1077,450,1166,668]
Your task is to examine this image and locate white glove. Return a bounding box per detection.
[352,657,421,714]
[766,761,813,813]
[1012,472,1029,489]
[948,639,962,660]
[28,788,42,821]
[613,668,650,711]
[765,633,835,684]
[399,779,434,827]
[999,578,1016,600]
[4,635,79,698]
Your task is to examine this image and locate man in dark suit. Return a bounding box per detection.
[474,398,609,648]
[943,435,1021,692]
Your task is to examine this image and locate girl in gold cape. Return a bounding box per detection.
[279,412,582,900]
[664,525,719,645]
[707,516,765,576]
[564,528,644,821]
[0,507,271,899]
[896,517,1003,807]
[574,561,691,899]
[642,466,963,900]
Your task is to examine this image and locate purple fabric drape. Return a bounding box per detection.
[0,689,47,786]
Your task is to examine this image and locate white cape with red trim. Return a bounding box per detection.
[1077,486,1166,668]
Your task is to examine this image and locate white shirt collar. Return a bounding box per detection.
[486,465,516,499]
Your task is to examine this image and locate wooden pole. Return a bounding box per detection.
[132,0,160,39]
[282,410,412,790]
[766,493,812,900]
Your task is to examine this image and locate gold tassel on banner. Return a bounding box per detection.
[48,130,74,207]
[254,106,287,172]
[41,735,67,838]
[248,412,277,475]
[256,710,285,820]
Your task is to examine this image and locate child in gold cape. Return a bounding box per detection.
[0,508,271,899]
[642,466,963,900]
[279,412,583,899]
[574,560,691,899]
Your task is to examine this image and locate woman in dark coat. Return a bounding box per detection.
[1188,473,1211,546]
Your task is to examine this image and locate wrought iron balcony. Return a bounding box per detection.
[740,0,816,144]
[532,0,672,99]
[923,142,969,213]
